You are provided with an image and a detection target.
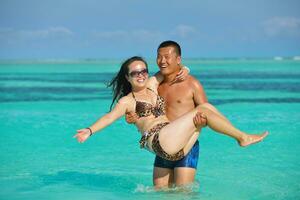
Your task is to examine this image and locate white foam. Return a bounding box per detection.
[293,56,300,60]
[134,184,155,193]
[133,181,200,194]
[273,56,283,61]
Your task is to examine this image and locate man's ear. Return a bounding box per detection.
[125,75,129,81]
[177,56,182,65]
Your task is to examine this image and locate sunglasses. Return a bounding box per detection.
[129,68,148,78]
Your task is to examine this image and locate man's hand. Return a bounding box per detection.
[125,111,138,124]
[193,112,207,130]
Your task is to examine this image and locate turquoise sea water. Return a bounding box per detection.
[0,59,300,200]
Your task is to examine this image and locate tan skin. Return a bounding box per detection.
[155,47,207,188]
[74,56,268,189]
[126,47,207,188]
[126,47,226,188]
[126,46,267,188]
[73,61,207,155]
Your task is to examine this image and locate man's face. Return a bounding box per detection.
[156,46,181,76]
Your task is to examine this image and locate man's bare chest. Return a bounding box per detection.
[158,83,193,106]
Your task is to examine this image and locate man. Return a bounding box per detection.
[127,40,209,188]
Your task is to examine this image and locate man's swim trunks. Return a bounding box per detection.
[154,140,199,169]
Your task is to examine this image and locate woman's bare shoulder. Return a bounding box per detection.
[119,95,134,105]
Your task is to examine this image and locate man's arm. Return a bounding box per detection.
[125,111,138,124]
[190,76,231,124]
[190,76,208,106]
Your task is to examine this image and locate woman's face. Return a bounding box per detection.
[126,60,149,89]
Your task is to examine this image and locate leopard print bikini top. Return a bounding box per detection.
[132,88,166,118]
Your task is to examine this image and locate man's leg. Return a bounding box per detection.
[153,167,174,188]
[153,154,177,188]
[153,140,200,188]
[174,140,200,186]
[174,167,196,186]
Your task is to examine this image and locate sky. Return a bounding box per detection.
[0,0,300,59]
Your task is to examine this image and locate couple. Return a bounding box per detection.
[74,41,268,189]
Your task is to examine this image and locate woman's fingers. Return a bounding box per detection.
[176,75,184,81]
[176,67,189,81]
[73,128,90,143]
[171,75,184,84]
[177,69,184,76]
[176,72,185,80]
[170,70,186,84]
[77,136,84,143]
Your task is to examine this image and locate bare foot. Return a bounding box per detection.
[239,131,269,147]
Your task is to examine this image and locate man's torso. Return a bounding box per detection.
[158,76,197,121]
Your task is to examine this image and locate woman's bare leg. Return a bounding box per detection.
[195,105,268,147]
[201,103,231,124]
[182,131,199,155]
[182,112,205,155]
[158,105,268,155]
[158,110,202,155]
[198,103,270,146]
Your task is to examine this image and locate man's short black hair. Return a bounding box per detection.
[157,40,181,56]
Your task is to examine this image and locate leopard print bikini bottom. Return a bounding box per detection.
[139,122,184,161]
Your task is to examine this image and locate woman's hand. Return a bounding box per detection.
[73,128,91,143]
[171,65,190,84]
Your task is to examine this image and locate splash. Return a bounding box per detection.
[134,184,155,193]
[133,181,200,194]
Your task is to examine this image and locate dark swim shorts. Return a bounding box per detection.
[154,140,199,169]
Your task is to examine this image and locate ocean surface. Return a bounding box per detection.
[0,58,299,200]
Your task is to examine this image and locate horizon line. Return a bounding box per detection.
[1,56,300,63]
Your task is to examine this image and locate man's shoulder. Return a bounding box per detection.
[186,74,197,81]
[186,75,201,85]
[169,75,200,93]
[170,75,200,89]
[185,75,205,91]
[185,75,208,103]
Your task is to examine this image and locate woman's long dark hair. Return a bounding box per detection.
[107,56,148,110]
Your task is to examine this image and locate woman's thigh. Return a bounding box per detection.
[158,109,200,153]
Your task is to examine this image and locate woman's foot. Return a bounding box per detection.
[239,131,269,147]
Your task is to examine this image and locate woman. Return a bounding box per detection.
[74,56,268,161]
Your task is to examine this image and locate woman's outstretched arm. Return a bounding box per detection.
[73,96,131,143]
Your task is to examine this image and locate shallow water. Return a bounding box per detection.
[0,59,299,199]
